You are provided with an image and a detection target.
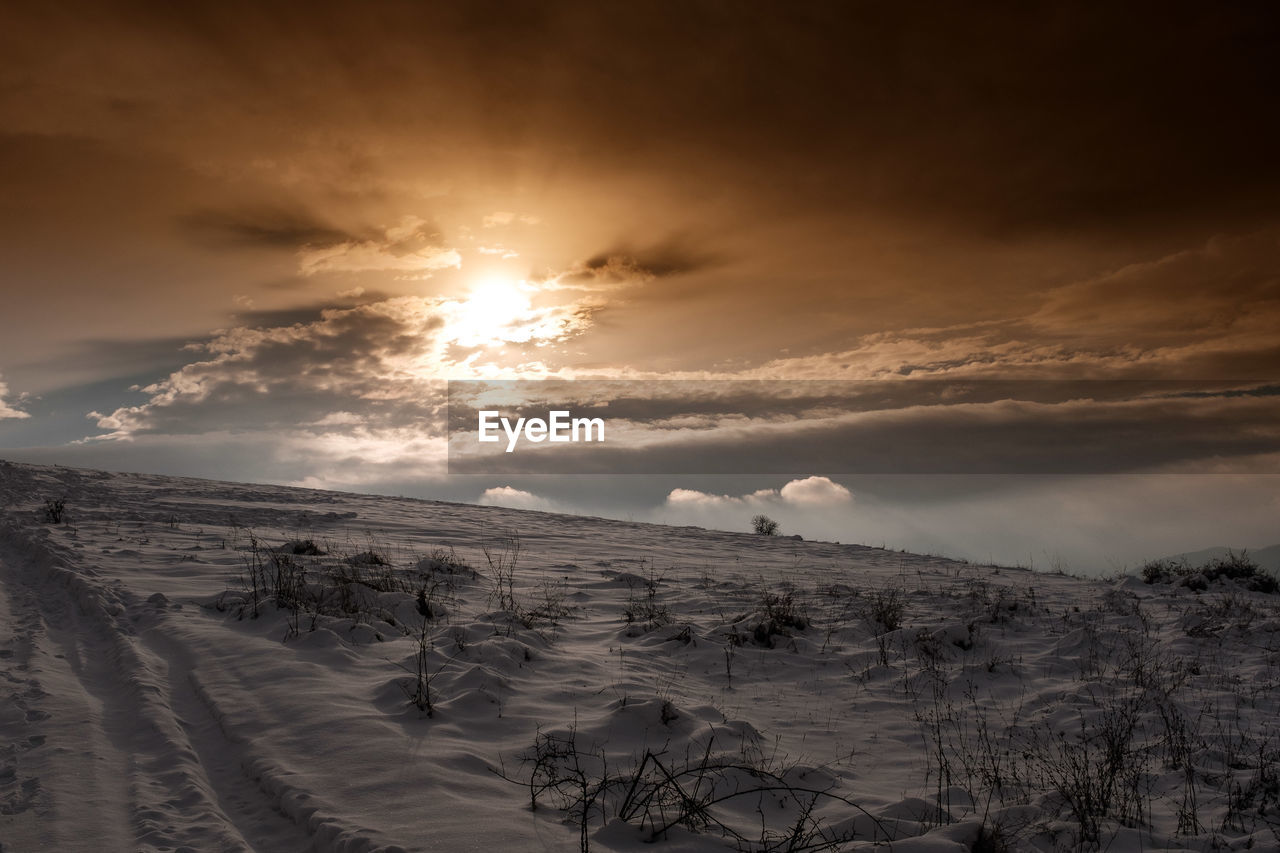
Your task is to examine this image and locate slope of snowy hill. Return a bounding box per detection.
[2,460,1279,852]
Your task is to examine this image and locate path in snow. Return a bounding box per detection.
[0,509,317,852]
[0,550,134,851]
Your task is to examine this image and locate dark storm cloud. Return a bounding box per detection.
[225,306,334,329]
[8,2,1277,235]
[539,1,1280,234]
[179,206,354,249]
[581,241,720,281]
[540,238,723,292]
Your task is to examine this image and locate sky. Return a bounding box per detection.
[1,1,1278,572]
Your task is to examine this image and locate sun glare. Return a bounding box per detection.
[451,276,533,346]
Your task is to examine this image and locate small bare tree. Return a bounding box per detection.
[751,514,779,536]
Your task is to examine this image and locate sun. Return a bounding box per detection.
[450,276,533,346]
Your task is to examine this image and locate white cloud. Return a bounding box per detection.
[0,375,29,420]
[665,487,777,508]
[662,477,856,540]
[666,477,851,509]
[779,475,853,505]
[478,486,553,511]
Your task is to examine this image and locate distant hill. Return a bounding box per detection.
[1160,544,1280,573]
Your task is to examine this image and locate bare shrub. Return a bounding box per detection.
[867,586,906,633]
[750,589,808,647]
[751,514,780,536]
[527,577,571,628]
[224,531,471,639]
[1019,693,1152,848]
[623,570,671,632]
[393,616,467,718]
[497,724,888,852]
[1140,550,1277,594]
[1140,558,1183,585]
[484,532,523,615]
[42,497,66,524]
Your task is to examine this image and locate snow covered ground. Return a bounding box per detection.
[1,460,1278,852]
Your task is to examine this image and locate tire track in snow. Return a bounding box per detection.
[0,517,255,851]
[0,554,134,852]
[0,568,44,840]
[138,618,317,853]
[140,616,414,853]
[0,507,408,853]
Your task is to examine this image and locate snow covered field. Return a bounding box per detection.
[2,460,1278,852]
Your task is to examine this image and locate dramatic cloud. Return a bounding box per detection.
[297,217,462,278]
[3,3,1279,567]
[92,324,379,437]
[89,298,444,440]
[81,286,607,483]
[0,374,28,420]
[1025,229,1280,376]
[748,230,1280,381]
